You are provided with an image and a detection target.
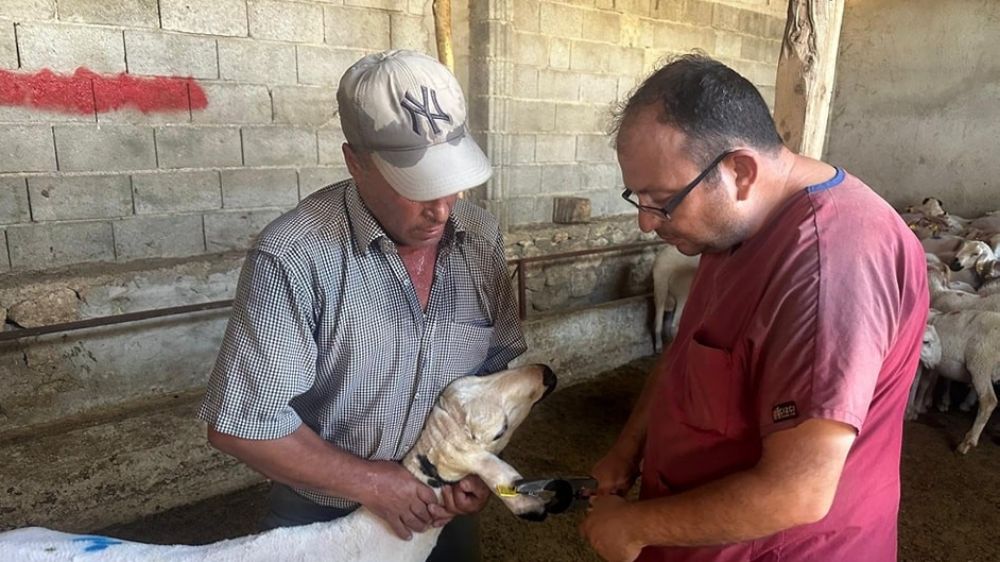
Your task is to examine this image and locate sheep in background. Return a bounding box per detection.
[652,244,699,353]
[926,253,976,294]
[922,311,1000,454]
[0,364,557,562]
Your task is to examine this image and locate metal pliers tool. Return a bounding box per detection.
[497,477,597,514]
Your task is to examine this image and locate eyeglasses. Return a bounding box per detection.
[621,151,733,221]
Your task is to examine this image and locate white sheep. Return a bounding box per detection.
[921,311,1000,454]
[651,244,698,353]
[0,364,557,562]
[927,262,1000,313]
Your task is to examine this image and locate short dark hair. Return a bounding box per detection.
[612,53,783,170]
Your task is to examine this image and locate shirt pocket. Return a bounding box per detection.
[435,321,496,377]
[680,335,742,438]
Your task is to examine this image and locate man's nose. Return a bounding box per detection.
[424,198,451,223]
[637,211,661,233]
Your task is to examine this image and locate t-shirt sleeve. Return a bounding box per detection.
[197,249,319,440]
[753,229,901,437]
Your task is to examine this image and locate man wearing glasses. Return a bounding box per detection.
[580,55,927,562]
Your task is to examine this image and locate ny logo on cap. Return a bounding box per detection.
[401,86,452,136]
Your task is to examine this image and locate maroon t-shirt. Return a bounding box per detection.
[638,170,928,562]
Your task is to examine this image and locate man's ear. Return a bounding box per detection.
[729,151,759,202]
[343,142,366,179]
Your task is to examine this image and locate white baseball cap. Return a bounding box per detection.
[337,50,492,202]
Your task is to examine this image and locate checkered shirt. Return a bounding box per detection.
[198,179,526,508]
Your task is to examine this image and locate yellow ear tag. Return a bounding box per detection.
[495,484,518,497]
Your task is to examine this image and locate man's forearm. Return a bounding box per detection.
[622,419,854,549]
[208,425,374,502]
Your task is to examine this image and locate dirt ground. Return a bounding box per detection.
[101,356,1000,561]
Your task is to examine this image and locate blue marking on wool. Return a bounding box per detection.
[72,536,123,552]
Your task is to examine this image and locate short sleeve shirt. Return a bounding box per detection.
[198,180,526,508]
[638,170,929,562]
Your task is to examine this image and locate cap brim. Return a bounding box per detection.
[370,134,492,202]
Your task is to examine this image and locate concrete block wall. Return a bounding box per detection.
[482,0,786,227]
[0,0,436,273]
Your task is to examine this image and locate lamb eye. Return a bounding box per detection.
[492,420,509,441]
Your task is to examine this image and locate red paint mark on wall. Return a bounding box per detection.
[0,68,208,115]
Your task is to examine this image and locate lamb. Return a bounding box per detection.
[651,244,699,353]
[921,311,1000,454]
[949,240,999,286]
[0,364,558,562]
[927,262,1000,313]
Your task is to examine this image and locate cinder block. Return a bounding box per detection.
[7,220,115,269]
[296,45,365,87]
[739,9,770,38]
[124,30,218,79]
[513,0,539,33]
[17,22,125,73]
[272,86,337,127]
[576,134,614,163]
[324,7,389,49]
[712,4,740,33]
[512,32,547,67]
[535,135,576,163]
[317,127,347,165]
[620,15,653,49]
[513,65,538,97]
[248,1,323,43]
[160,0,248,37]
[114,214,205,260]
[510,100,555,133]
[28,174,132,220]
[618,46,645,78]
[505,165,541,198]
[390,13,428,51]
[537,69,579,102]
[715,33,743,60]
[541,164,581,193]
[685,0,714,27]
[556,103,610,133]
[582,9,620,43]
[343,0,406,11]
[611,0,649,16]
[570,40,611,73]
[539,2,582,39]
[767,15,786,39]
[132,170,221,214]
[580,163,622,189]
[242,126,318,167]
[549,38,570,70]
[579,74,618,104]
[0,125,57,173]
[218,38,297,85]
[192,83,272,124]
[54,124,156,172]
[0,177,30,224]
[58,0,158,28]
[509,134,535,164]
[204,209,282,252]
[0,0,55,20]
[741,36,780,64]
[652,22,714,53]
[155,126,243,169]
[221,168,298,209]
[506,196,551,226]
[0,19,16,69]
[299,166,348,198]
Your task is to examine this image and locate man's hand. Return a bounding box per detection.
[359,460,441,540]
[591,446,640,496]
[432,475,491,527]
[580,495,643,562]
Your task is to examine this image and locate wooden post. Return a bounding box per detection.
[432,0,454,72]
[773,0,845,159]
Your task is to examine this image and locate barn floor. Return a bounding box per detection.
[100,356,1000,562]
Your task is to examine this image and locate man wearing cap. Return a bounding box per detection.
[198,50,525,561]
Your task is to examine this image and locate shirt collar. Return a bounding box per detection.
[345,180,468,256]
